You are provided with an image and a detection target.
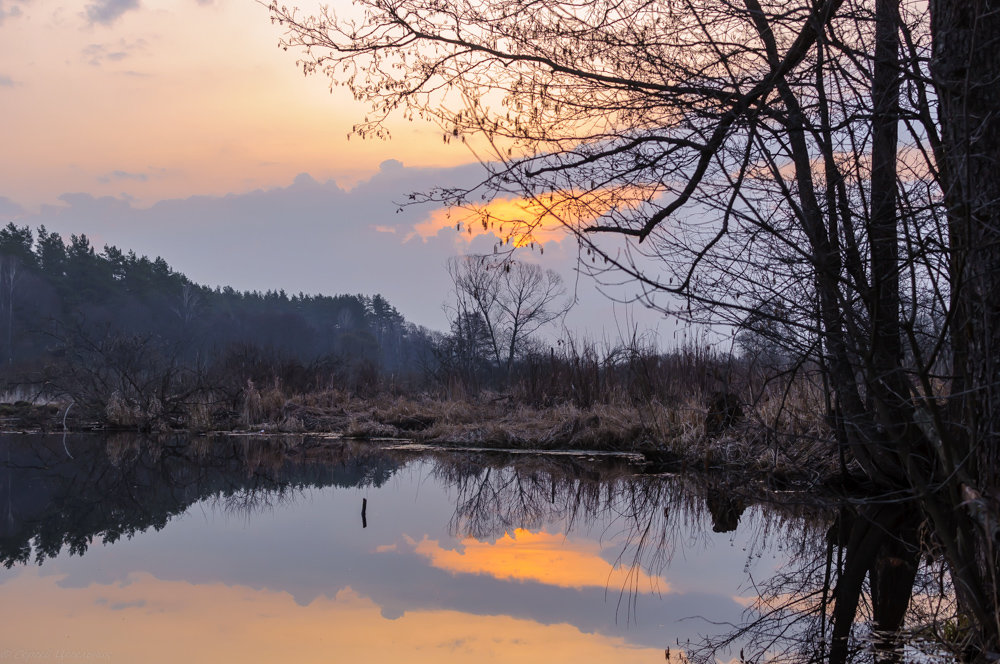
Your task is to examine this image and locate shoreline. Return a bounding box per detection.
[0,394,856,492]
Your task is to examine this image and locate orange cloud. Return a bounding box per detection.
[412,188,655,248]
[732,590,819,615]
[410,529,670,593]
[0,568,668,664]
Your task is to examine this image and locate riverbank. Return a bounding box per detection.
[0,385,847,489]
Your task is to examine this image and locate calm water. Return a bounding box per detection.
[0,434,831,663]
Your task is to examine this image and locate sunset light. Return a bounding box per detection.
[0,568,668,664]
[0,0,471,209]
[1,0,995,656]
[412,188,656,247]
[410,529,669,593]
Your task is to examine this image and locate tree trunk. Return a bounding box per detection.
[930,0,1000,649]
[932,0,1000,482]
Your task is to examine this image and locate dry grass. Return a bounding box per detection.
[222,371,823,477]
[0,387,60,406]
[241,379,263,427]
[254,384,835,484]
[181,396,217,433]
[104,391,173,432]
[6,337,840,486]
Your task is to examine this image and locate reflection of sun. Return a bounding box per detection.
[409,528,670,593]
[411,187,656,247]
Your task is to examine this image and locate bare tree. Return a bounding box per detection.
[173,282,202,329]
[271,0,1000,651]
[448,255,569,376]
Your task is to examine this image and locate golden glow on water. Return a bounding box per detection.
[0,569,668,663]
[410,528,670,593]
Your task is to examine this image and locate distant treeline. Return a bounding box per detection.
[0,223,437,399]
[0,223,771,434]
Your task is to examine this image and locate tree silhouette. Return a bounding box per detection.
[448,255,569,376]
[272,0,1000,652]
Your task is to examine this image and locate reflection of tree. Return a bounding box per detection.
[685,507,838,663]
[215,483,293,520]
[685,503,950,664]
[1,438,961,660]
[431,451,639,540]
[430,450,955,661]
[829,505,920,663]
[431,450,783,618]
[0,435,400,567]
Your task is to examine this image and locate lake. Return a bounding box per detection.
[0,434,944,662]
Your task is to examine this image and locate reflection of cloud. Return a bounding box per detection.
[33,472,747,653]
[732,590,817,615]
[413,188,654,248]
[2,568,666,663]
[410,529,670,593]
[0,75,14,87]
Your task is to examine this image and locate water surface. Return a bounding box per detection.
[0,434,826,663]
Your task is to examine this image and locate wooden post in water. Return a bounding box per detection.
[361,498,368,528]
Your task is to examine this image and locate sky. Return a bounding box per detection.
[0,0,674,339]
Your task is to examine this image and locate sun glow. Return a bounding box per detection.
[412,188,656,247]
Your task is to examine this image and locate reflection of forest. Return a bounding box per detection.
[0,436,955,662]
[0,434,399,567]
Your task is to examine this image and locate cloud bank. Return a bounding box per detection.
[0,161,670,338]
